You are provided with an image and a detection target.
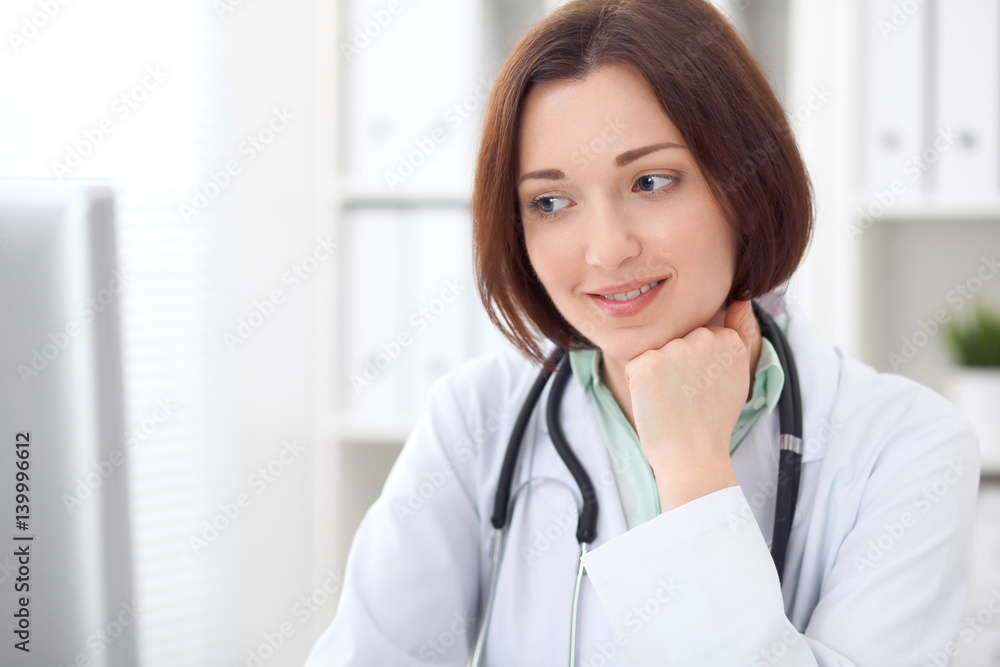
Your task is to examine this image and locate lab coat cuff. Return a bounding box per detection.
[580,485,796,663]
[581,485,755,585]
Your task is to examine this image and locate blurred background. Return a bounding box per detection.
[1,0,999,665]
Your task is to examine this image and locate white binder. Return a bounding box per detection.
[863,0,928,203]
[407,207,476,420]
[934,0,1000,200]
[342,207,408,419]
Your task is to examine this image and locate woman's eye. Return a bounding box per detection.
[527,195,570,217]
[635,174,675,192]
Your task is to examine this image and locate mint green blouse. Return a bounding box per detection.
[567,313,788,530]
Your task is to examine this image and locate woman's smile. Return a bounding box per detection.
[587,276,669,317]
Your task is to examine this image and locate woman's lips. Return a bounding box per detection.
[587,277,667,318]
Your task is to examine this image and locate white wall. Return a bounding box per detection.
[218,1,332,664]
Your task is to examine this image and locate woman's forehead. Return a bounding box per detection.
[518,66,686,175]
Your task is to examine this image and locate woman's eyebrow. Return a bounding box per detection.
[518,142,688,185]
[518,168,565,185]
[615,141,687,167]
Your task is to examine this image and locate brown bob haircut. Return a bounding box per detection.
[472,0,814,369]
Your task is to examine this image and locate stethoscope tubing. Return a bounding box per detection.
[753,300,803,579]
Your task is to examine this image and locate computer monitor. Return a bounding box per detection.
[0,181,137,667]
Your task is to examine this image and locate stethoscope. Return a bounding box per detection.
[468,300,802,667]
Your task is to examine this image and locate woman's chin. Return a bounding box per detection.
[595,333,675,365]
[592,316,715,363]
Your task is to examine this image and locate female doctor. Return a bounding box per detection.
[306,0,981,665]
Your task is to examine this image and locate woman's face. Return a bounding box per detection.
[517,63,736,365]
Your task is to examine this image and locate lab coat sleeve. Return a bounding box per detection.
[580,413,981,666]
[304,374,482,667]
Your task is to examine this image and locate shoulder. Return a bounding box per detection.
[833,351,979,466]
[819,340,978,485]
[430,345,546,402]
[837,352,965,428]
[419,344,548,438]
[781,305,978,469]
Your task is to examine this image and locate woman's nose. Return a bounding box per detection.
[582,200,641,270]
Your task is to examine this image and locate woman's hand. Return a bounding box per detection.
[624,298,757,512]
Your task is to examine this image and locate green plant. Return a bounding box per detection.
[945,303,1000,366]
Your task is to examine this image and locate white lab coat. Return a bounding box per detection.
[305,302,981,666]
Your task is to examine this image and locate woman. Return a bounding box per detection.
[306,1,980,664]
